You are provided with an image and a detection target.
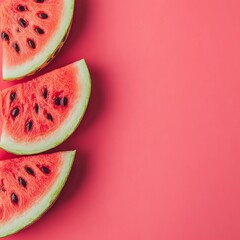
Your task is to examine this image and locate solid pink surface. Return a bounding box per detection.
[1,0,240,239]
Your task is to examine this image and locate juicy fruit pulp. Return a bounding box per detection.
[0,151,76,238]
[0,59,91,155]
[0,0,74,80]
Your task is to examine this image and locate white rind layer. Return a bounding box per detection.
[0,150,76,238]
[0,59,91,155]
[2,0,75,80]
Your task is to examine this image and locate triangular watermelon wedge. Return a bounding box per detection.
[0,0,74,80]
[0,59,91,155]
[0,150,76,238]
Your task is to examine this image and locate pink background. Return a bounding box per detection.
[1,0,240,239]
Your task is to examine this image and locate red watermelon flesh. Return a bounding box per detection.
[0,0,74,80]
[0,59,91,155]
[0,150,76,237]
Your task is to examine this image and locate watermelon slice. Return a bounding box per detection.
[0,150,76,237]
[0,0,74,80]
[0,59,91,155]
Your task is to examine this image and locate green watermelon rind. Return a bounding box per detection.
[0,59,91,155]
[2,0,75,80]
[0,150,76,238]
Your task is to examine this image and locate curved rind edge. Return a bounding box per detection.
[0,150,76,238]
[0,59,91,155]
[2,0,75,80]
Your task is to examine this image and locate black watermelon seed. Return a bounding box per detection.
[62,97,68,107]
[36,0,44,2]
[11,193,18,204]
[43,88,48,99]
[10,92,16,102]
[46,113,53,121]
[41,166,50,174]
[35,103,39,113]
[27,39,36,49]
[17,5,25,11]
[18,177,27,188]
[1,32,9,41]
[35,27,44,34]
[11,107,19,117]
[25,167,34,176]
[13,43,20,53]
[54,97,61,106]
[19,18,27,28]
[26,120,33,132]
[38,12,48,19]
